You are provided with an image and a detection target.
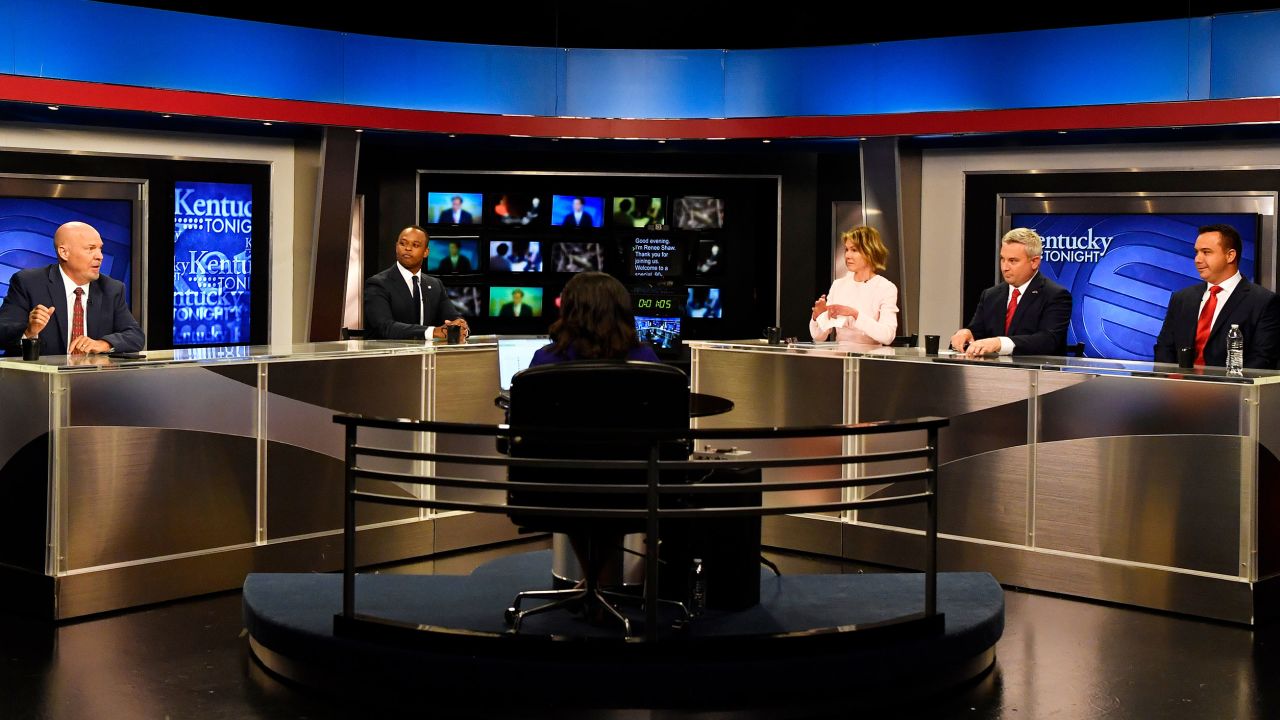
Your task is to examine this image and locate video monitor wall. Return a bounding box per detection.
[417,173,776,340]
[999,192,1277,360]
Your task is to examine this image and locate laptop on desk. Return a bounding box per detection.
[498,337,550,393]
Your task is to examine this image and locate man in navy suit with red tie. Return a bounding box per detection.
[1154,224,1280,369]
[950,228,1072,356]
[0,221,145,356]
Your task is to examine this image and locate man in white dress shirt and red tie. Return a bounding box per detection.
[950,227,1072,357]
[1153,223,1280,369]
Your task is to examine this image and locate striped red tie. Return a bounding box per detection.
[71,287,85,351]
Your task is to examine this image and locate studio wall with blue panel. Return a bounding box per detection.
[1209,12,1280,101]
[9,0,346,103]
[725,45,879,118]
[3,0,1280,121]
[561,48,726,120]
[343,34,561,116]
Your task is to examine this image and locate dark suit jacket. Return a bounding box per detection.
[965,273,1072,356]
[560,210,594,228]
[437,209,473,225]
[0,264,145,356]
[362,265,460,340]
[1153,278,1280,369]
[499,302,529,318]
[435,255,473,273]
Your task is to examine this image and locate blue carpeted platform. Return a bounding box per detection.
[244,550,1004,711]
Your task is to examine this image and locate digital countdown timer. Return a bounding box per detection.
[632,292,681,317]
[636,297,675,310]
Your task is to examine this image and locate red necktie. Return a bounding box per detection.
[1004,288,1021,334]
[1194,284,1224,366]
[71,287,85,351]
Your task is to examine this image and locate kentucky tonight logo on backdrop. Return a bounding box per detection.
[173,181,253,346]
[1012,213,1257,360]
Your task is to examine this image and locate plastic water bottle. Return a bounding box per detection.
[1227,324,1244,376]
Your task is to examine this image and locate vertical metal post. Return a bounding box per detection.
[343,422,358,620]
[925,426,938,619]
[645,439,660,642]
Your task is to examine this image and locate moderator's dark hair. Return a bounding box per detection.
[548,272,641,360]
[1199,224,1242,260]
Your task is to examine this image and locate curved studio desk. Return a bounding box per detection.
[3,337,1275,623]
[687,340,1280,625]
[0,339,512,619]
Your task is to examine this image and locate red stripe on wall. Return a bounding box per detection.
[3,74,1280,139]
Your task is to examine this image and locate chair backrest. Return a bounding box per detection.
[507,360,690,522]
[340,327,366,340]
[891,334,918,348]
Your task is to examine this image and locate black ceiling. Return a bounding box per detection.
[104,2,1280,50]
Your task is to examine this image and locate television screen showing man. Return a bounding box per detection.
[1153,223,1280,368]
[425,192,481,226]
[950,228,1072,356]
[362,225,469,341]
[551,195,604,228]
[0,221,145,355]
[488,286,544,318]
[428,238,477,274]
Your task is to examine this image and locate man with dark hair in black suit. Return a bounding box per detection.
[0,221,145,355]
[1154,223,1280,369]
[363,226,469,340]
[950,227,1072,356]
[560,197,595,228]
[437,196,473,225]
[435,240,473,273]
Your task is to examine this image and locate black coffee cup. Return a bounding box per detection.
[21,337,39,361]
[923,335,940,354]
[763,326,782,345]
[446,324,462,345]
[1177,346,1195,368]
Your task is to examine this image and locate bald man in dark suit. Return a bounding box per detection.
[0,221,144,356]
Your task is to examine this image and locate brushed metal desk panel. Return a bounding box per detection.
[0,369,49,468]
[67,366,257,436]
[1035,436,1242,576]
[857,445,1028,544]
[693,350,844,428]
[63,427,256,570]
[1260,384,1280,579]
[265,442,418,540]
[267,355,424,419]
[1040,374,1243,442]
[434,349,504,425]
[859,360,1031,463]
[693,350,845,509]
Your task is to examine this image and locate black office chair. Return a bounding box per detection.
[891,334,918,348]
[504,360,690,635]
[1065,342,1086,357]
[340,327,365,340]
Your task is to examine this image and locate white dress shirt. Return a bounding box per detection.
[1198,271,1242,332]
[25,266,92,347]
[394,262,434,340]
[997,274,1037,355]
[808,273,899,345]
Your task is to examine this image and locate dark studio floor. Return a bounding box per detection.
[2,540,1279,720]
